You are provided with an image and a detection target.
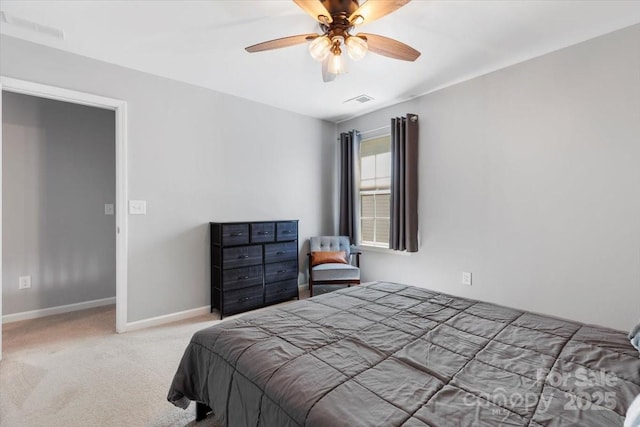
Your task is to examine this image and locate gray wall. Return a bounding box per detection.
[2,92,116,315]
[1,35,336,322]
[338,24,640,331]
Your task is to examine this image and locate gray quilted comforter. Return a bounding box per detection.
[168,282,640,426]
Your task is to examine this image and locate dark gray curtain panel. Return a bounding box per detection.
[390,114,419,252]
[339,130,360,243]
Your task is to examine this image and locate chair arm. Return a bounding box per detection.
[350,251,362,268]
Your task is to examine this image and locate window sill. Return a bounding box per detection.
[357,245,413,256]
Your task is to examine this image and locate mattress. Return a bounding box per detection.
[168,281,640,426]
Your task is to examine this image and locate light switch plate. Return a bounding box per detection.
[462,272,472,286]
[129,200,147,215]
[104,204,114,215]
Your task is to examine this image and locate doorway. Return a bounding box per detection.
[0,77,128,360]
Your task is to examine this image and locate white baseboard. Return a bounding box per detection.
[124,305,210,333]
[2,297,116,323]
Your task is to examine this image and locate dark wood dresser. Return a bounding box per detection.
[210,220,299,317]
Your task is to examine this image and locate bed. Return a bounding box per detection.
[168,281,640,426]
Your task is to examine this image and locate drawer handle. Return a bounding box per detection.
[276,251,285,255]
[238,276,249,280]
[230,232,244,237]
[282,230,292,234]
[238,255,249,259]
[238,297,249,303]
[277,269,287,274]
[257,231,270,235]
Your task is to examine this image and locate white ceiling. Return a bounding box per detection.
[1,0,640,122]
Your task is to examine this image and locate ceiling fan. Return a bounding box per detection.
[245,0,421,82]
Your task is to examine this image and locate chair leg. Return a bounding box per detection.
[196,402,212,421]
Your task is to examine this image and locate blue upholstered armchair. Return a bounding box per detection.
[307,236,361,297]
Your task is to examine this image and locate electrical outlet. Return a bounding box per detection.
[104,203,114,215]
[19,275,31,289]
[462,272,472,286]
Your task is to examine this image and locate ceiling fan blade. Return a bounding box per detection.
[358,33,420,61]
[322,56,336,82]
[293,0,333,24]
[349,0,410,26]
[245,34,318,53]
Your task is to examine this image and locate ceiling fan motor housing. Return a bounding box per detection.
[319,0,361,41]
[321,0,360,16]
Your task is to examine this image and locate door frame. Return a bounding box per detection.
[0,77,128,359]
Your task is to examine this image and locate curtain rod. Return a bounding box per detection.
[337,125,391,140]
[360,124,390,135]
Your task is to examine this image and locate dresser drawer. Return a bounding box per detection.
[223,285,263,314]
[265,260,297,283]
[221,224,249,246]
[264,241,297,264]
[276,221,297,241]
[222,265,263,291]
[222,245,262,269]
[265,279,298,304]
[251,222,275,243]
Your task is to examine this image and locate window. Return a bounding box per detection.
[359,135,391,247]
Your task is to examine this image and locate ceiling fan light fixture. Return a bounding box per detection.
[345,35,368,61]
[327,51,347,75]
[351,15,365,25]
[308,35,332,61]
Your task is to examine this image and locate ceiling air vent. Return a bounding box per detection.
[344,94,374,104]
[0,11,65,39]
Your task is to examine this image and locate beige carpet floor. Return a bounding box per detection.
[0,293,308,427]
